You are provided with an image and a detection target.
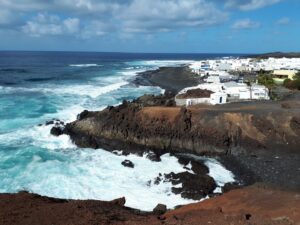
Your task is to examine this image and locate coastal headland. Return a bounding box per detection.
[64,66,300,190]
[133,66,200,93]
[2,66,300,224]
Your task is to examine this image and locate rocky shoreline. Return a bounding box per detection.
[60,90,300,188]
[2,66,299,224]
[53,66,300,191]
[133,66,201,93]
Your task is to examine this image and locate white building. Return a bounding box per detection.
[189,57,300,73]
[205,75,221,83]
[223,82,270,100]
[175,84,227,106]
[175,81,269,106]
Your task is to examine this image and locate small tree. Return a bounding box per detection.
[257,73,277,99]
[257,73,275,89]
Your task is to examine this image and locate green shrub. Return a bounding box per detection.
[258,73,275,89]
[283,73,300,90]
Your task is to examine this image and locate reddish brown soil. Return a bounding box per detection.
[165,184,300,225]
[138,107,181,123]
[0,192,159,225]
[1,184,299,225]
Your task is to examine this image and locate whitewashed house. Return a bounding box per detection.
[205,75,221,83]
[175,84,227,106]
[175,81,269,106]
[223,82,270,100]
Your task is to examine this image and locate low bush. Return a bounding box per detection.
[283,72,300,90]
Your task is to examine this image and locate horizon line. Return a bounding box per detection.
[0,50,257,55]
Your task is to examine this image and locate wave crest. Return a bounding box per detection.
[69,64,103,67]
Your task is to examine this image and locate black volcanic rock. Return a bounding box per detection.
[165,171,216,200]
[121,160,134,168]
[146,152,161,162]
[132,94,176,107]
[45,120,55,125]
[153,204,167,215]
[191,161,209,175]
[50,126,64,136]
[64,92,300,155]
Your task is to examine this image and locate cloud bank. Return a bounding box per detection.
[224,0,281,11]
[0,0,283,38]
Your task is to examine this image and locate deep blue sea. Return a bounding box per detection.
[0,51,236,210]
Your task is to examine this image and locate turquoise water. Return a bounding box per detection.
[0,52,235,210]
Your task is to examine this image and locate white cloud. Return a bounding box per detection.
[232,18,260,29]
[276,17,290,25]
[22,13,112,38]
[225,0,281,11]
[2,0,281,37]
[63,18,80,33]
[17,0,228,36]
[80,20,111,39]
[22,13,80,37]
[120,0,228,33]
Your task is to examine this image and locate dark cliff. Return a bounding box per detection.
[64,93,300,156]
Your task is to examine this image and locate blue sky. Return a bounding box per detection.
[0,0,299,53]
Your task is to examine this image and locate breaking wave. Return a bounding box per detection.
[69,64,103,67]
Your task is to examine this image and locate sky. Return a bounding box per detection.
[0,0,299,53]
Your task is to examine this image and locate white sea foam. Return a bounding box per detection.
[0,81,128,99]
[0,124,75,150]
[47,105,86,122]
[0,150,194,211]
[0,147,236,211]
[32,125,76,150]
[204,158,235,188]
[118,68,148,77]
[69,64,103,67]
[127,60,195,69]
[51,82,128,98]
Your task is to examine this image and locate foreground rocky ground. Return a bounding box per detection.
[1,184,299,225]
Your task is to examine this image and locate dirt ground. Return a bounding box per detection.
[1,184,299,225]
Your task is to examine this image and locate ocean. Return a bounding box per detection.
[0,51,236,210]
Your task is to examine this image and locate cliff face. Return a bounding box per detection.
[64,93,300,156]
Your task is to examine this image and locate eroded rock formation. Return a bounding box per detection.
[63,93,300,156]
